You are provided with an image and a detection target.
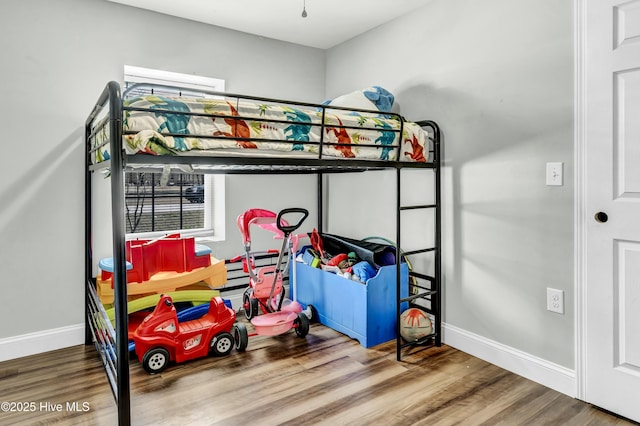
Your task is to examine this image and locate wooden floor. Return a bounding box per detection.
[0,323,636,426]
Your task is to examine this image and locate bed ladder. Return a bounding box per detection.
[395,121,441,361]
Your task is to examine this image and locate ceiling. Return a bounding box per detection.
[106,0,429,49]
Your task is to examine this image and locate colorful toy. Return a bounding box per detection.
[97,234,227,304]
[399,308,433,342]
[236,208,311,337]
[104,289,221,340]
[132,294,247,374]
[126,297,233,353]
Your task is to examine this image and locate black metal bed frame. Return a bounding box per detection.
[84,81,441,425]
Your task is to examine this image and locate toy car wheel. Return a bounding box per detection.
[294,312,310,338]
[210,332,234,356]
[232,323,249,352]
[142,347,170,374]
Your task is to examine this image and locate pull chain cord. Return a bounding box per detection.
[302,0,308,18]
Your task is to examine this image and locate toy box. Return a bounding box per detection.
[293,259,408,348]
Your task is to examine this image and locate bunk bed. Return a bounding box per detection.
[84,81,441,425]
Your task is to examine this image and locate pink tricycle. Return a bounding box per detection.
[236,207,311,338]
[132,294,248,374]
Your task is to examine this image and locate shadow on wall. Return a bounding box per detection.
[0,127,84,235]
[391,83,573,340]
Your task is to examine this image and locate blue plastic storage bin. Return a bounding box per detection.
[293,261,408,348]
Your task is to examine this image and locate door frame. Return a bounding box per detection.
[574,0,587,402]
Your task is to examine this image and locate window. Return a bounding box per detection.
[124,65,225,97]
[124,172,203,234]
[123,66,225,239]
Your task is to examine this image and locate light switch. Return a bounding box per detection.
[546,162,563,186]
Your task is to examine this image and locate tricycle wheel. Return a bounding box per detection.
[210,332,234,356]
[307,304,318,323]
[294,312,310,338]
[142,347,170,374]
[243,292,259,320]
[242,292,251,320]
[232,323,249,352]
[249,297,259,319]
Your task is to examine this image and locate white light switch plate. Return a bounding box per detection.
[546,162,563,186]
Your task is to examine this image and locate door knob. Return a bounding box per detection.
[594,212,608,223]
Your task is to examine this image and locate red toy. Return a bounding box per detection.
[132,294,248,374]
[97,233,227,304]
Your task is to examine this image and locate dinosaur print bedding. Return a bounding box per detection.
[91,94,430,164]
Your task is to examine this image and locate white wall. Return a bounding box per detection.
[0,0,324,352]
[325,0,575,369]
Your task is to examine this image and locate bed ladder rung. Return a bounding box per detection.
[399,204,437,211]
[401,290,436,303]
[403,247,436,256]
[409,271,435,282]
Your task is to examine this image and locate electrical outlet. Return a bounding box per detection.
[547,288,564,314]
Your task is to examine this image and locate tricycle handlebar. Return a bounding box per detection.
[277,208,309,236]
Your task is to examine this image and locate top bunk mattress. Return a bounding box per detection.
[90,90,433,166]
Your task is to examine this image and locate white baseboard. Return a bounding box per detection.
[0,324,85,363]
[443,323,576,397]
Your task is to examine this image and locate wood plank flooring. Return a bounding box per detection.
[0,323,636,426]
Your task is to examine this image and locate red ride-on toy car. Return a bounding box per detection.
[132,294,248,374]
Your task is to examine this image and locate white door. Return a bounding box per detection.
[584,0,640,422]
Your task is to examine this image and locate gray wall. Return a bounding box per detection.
[325,0,575,368]
[1,0,575,371]
[0,0,324,339]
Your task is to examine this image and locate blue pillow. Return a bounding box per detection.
[352,261,377,283]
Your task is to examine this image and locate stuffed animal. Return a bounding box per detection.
[327,253,348,267]
[327,252,358,271]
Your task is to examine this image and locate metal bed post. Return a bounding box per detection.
[85,106,94,346]
[317,173,324,234]
[317,105,326,235]
[395,166,402,361]
[108,82,131,426]
[85,81,131,425]
[432,122,442,346]
[98,82,131,425]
